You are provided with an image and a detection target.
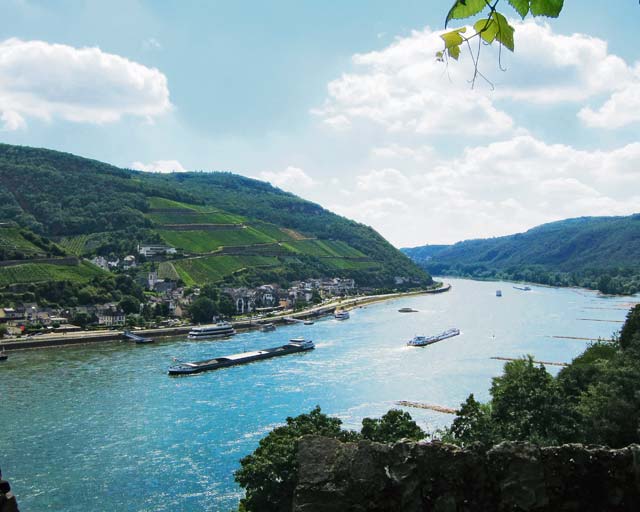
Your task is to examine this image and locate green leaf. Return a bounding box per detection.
[445,0,488,27]
[473,18,499,44]
[507,0,530,18]
[491,11,515,52]
[440,27,466,49]
[448,44,461,60]
[530,0,564,18]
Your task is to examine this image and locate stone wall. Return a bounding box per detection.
[293,436,640,511]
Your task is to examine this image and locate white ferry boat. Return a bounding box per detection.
[187,322,236,339]
[334,310,350,321]
[407,328,460,347]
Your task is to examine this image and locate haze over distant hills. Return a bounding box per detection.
[0,143,429,293]
[403,215,640,295]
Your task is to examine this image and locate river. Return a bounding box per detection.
[0,278,635,511]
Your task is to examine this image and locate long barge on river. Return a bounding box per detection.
[168,337,315,375]
[407,328,460,347]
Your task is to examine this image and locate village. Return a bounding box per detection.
[0,260,359,338]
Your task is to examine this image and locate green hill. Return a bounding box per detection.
[402,215,640,294]
[0,143,430,291]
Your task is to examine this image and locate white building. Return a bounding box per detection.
[138,244,177,257]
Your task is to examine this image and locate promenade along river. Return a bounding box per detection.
[1,278,636,511]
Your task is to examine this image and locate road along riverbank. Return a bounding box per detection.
[0,283,451,351]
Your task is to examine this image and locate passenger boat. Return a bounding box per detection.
[187,322,235,339]
[407,328,460,347]
[334,310,350,321]
[398,307,418,313]
[513,285,531,291]
[496,290,502,297]
[168,337,315,375]
[260,323,276,332]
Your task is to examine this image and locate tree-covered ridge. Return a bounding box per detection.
[0,143,430,288]
[402,215,640,294]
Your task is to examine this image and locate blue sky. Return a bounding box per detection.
[1,0,639,246]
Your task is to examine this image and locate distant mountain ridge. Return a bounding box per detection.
[402,215,640,294]
[0,143,430,290]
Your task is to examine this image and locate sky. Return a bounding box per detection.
[1,0,639,247]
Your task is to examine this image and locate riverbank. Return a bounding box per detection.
[0,283,451,351]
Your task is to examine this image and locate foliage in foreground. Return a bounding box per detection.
[235,407,425,512]
[442,305,640,448]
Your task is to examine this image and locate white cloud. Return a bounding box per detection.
[0,38,171,130]
[256,166,317,193]
[314,27,514,136]
[578,66,640,128]
[326,135,640,246]
[356,168,411,193]
[314,21,640,134]
[131,160,186,173]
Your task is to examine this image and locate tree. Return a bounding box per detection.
[440,0,565,87]
[119,295,141,315]
[235,406,350,512]
[235,406,426,511]
[361,409,425,443]
[489,356,570,444]
[0,324,8,339]
[217,293,236,317]
[189,297,217,323]
[71,312,92,328]
[446,394,496,446]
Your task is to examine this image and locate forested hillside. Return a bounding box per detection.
[0,143,429,291]
[402,215,640,294]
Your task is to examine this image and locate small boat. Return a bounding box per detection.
[407,328,460,347]
[304,320,314,325]
[496,290,502,297]
[124,331,154,344]
[513,286,531,291]
[0,348,7,362]
[168,337,315,375]
[398,307,418,313]
[334,310,350,321]
[188,322,236,339]
[260,323,276,332]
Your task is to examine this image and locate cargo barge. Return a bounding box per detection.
[407,328,460,347]
[168,337,315,375]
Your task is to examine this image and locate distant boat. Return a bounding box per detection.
[513,286,531,291]
[188,322,235,339]
[407,328,460,347]
[398,307,418,313]
[260,323,276,332]
[334,310,350,321]
[496,290,502,297]
[303,320,314,325]
[0,347,7,361]
[168,337,315,375]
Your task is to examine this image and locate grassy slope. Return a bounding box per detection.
[0,143,430,287]
[0,261,105,287]
[0,228,45,256]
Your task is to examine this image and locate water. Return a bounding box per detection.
[0,278,635,511]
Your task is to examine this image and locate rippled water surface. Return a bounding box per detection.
[1,278,636,511]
